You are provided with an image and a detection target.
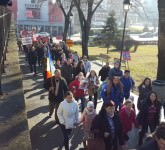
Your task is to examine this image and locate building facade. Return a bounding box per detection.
[16,0,64,36]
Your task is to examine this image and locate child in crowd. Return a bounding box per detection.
[80,101,96,149]
[120,100,138,149]
[120,70,135,100]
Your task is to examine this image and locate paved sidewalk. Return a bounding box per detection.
[0,34,31,149]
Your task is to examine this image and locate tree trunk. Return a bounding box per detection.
[157,0,165,80]
[81,20,91,57]
[63,16,70,42]
[81,28,90,57]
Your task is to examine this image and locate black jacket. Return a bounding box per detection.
[99,66,110,81]
[28,50,37,65]
[61,63,73,83]
[46,77,68,103]
[75,66,86,77]
[137,100,161,127]
[91,112,124,150]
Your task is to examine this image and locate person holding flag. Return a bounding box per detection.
[46,48,68,121]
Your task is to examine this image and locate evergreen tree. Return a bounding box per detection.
[102,11,120,47]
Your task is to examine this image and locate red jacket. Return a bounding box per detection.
[119,106,138,134]
[69,79,85,98]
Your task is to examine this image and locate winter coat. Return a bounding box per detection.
[80,108,96,132]
[137,100,161,127]
[99,66,110,81]
[119,106,138,135]
[57,99,79,129]
[61,63,73,83]
[108,68,123,79]
[28,50,37,65]
[101,83,124,107]
[91,112,124,150]
[137,85,152,110]
[75,66,86,77]
[120,76,135,96]
[46,77,68,103]
[69,79,85,98]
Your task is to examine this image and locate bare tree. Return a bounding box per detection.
[157,0,165,80]
[56,0,74,42]
[73,0,103,57]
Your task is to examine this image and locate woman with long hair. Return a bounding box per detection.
[87,70,100,109]
[75,60,86,77]
[137,77,152,110]
[137,91,161,145]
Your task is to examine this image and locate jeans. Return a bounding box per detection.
[60,124,72,150]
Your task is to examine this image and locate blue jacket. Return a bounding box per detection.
[108,68,123,79]
[101,83,124,107]
[120,76,135,95]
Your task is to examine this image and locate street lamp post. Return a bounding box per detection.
[69,12,73,39]
[119,0,130,69]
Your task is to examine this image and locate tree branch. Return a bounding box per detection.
[92,0,103,16]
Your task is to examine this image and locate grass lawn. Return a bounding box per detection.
[71,45,158,87]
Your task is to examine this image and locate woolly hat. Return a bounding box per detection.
[87,101,94,108]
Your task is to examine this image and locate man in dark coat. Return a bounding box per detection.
[36,43,44,66]
[139,122,165,150]
[99,62,111,81]
[28,46,37,75]
[46,69,68,121]
[61,58,73,84]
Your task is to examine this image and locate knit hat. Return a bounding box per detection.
[87,101,94,108]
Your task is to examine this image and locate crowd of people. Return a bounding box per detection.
[19,39,165,150]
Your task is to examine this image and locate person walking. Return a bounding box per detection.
[101,77,113,103]
[28,46,38,75]
[101,76,124,110]
[57,91,79,150]
[91,101,124,150]
[108,61,123,79]
[98,62,111,82]
[137,91,161,146]
[87,70,100,109]
[137,77,152,110]
[75,60,86,77]
[80,101,96,149]
[119,100,138,149]
[83,55,91,76]
[61,58,73,84]
[120,70,135,100]
[47,69,68,122]
[69,72,87,112]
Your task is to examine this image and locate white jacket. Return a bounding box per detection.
[57,99,79,129]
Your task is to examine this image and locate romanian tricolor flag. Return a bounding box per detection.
[46,47,55,78]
